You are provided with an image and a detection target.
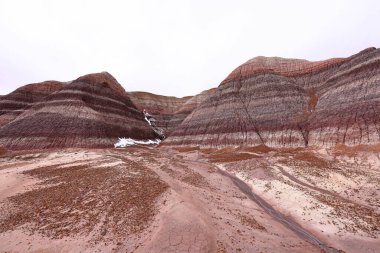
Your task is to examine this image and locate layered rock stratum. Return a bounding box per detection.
[1,47,380,150]
[127,91,191,135]
[0,81,63,127]
[128,88,216,135]
[0,72,158,149]
[166,47,380,147]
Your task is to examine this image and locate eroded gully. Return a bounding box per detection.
[215,166,343,253]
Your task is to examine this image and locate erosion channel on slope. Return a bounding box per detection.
[215,166,343,253]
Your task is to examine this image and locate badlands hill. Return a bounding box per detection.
[2,48,379,150]
[0,73,216,150]
[128,88,216,135]
[0,48,379,253]
[166,47,380,147]
[0,72,159,149]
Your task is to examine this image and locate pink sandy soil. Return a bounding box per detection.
[0,146,378,252]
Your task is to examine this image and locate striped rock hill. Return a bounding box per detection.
[0,72,159,149]
[165,47,380,147]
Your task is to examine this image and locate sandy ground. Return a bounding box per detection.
[202,146,380,253]
[0,146,379,252]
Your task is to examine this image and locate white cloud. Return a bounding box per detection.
[0,0,379,97]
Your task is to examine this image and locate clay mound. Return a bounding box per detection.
[76,72,127,96]
[128,91,191,115]
[16,80,64,93]
[127,91,191,136]
[175,88,216,114]
[221,47,376,85]
[221,56,349,85]
[128,88,216,136]
[166,47,380,148]
[0,81,64,127]
[0,72,158,150]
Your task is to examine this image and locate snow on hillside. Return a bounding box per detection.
[114,138,161,148]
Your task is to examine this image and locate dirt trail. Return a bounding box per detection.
[216,167,343,253]
[274,164,367,208]
[275,165,335,195]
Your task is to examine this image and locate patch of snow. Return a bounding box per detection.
[144,115,152,126]
[143,109,165,138]
[114,138,161,148]
[143,110,154,126]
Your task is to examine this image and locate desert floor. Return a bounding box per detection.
[0,145,379,253]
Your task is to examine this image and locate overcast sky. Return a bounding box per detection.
[1,0,380,97]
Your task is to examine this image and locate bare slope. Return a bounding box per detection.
[128,88,216,136]
[0,72,158,149]
[166,47,380,147]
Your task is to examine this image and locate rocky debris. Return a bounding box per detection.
[0,72,159,149]
[166,47,380,147]
[0,151,168,242]
[237,213,266,231]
